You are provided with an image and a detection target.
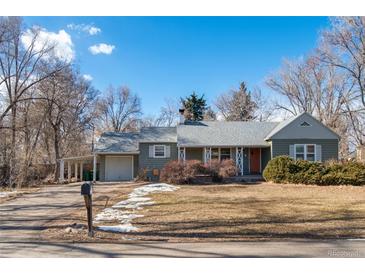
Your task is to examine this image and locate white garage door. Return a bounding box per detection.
[105,156,133,181]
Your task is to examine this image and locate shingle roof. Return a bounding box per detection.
[140,127,177,143]
[95,132,140,153]
[177,121,279,147]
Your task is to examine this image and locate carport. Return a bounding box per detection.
[58,154,97,183]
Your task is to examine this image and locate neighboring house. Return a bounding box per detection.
[85,112,339,182]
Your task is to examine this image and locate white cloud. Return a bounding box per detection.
[67,23,101,36]
[88,43,115,55]
[83,74,93,81]
[21,28,74,63]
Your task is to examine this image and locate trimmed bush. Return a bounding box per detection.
[321,161,365,186]
[263,156,365,186]
[262,156,294,183]
[288,160,325,185]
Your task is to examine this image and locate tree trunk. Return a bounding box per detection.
[9,105,17,188]
[53,126,61,182]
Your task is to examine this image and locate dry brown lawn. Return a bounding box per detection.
[131,182,365,242]
[44,182,365,242]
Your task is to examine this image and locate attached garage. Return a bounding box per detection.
[105,156,134,181]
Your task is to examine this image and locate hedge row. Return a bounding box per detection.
[160,159,237,184]
[263,156,365,186]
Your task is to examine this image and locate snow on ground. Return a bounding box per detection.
[0,191,17,198]
[112,197,154,210]
[98,224,138,233]
[129,183,179,198]
[95,183,179,233]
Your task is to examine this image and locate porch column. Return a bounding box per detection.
[235,147,243,176]
[204,147,211,164]
[93,153,97,183]
[67,161,71,183]
[178,147,186,162]
[59,159,64,182]
[80,162,83,182]
[74,162,78,182]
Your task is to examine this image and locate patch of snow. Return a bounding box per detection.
[95,183,179,233]
[94,208,143,224]
[129,183,179,198]
[0,191,17,198]
[98,224,138,233]
[112,197,154,210]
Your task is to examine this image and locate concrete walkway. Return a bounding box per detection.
[1,182,364,258]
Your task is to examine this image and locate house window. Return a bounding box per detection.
[211,148,219,160]
[220,148,231,160]
[295,144,316,161]
[154,145,165,158]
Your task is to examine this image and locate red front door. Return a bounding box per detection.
[250,148,260,174]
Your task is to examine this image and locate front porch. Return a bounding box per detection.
[177,146,270,175]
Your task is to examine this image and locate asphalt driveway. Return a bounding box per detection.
[0,182,365,257]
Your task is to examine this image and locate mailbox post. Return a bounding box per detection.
[81,182,93,237]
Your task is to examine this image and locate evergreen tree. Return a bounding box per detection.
[181,92,207,121]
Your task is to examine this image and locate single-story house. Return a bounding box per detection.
[58,112,340,182]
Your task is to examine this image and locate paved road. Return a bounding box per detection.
[1,239,365,257]
[1,183,365,257]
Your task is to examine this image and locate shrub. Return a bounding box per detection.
[160,159,237,184]
[205,159,237,182]
[160,160,208,184]
[135,168,149,182]
[263,156,294,183]
[218,159,237,178]
[160,160,188,184]
[321,161,365,186]
[185,160,207,176]
[263,156,365,186]
[288,160,325,185]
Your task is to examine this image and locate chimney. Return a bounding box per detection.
[179,108,185,124]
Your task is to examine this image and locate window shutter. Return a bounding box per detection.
[316,145,322,162]
[289,145,295,159]
[165,145,171,158]
[149,145,154,158]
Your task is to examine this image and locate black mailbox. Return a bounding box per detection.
[81,182,92,196]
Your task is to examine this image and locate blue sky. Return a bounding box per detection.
[24,17,330,116]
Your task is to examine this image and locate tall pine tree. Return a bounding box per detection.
[181,92,207,121]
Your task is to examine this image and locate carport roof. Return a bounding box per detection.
[95,132,140,153]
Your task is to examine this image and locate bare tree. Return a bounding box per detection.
[157,98,179,126]
[0,17,64,186]
[266,55,352,156]
[203,106,217,121]
[318,17,365,107]
[38,67,97,181]
[97,86,142,132]
[215,82,258,121]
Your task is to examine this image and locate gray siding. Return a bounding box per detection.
[271,139,338,161]
[98,154,139,182]
[261,147,271,171]
[268,113,339,140]
[138,142,178,172]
